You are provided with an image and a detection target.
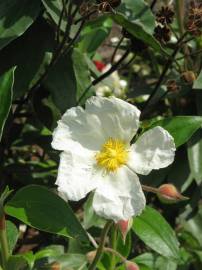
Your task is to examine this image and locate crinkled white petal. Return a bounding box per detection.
[52,106,106,151]
[85,96,140,143]
[56,149,98,201]
[128,126,176,175]
[92,166,146,222]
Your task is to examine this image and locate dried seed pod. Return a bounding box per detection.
[156,6,174,25]
[154,25,171,43]
[166,80,180,92]
[186,1,202,36]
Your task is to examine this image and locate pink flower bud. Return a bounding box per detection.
[125,261,139,270]
[50,262,61,270]
[86,250,96,263]
[117,218,133,243]
[158,184,189,204]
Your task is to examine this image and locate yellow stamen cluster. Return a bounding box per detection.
[96,138,128,172]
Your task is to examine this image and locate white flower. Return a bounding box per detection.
[52,96,175,222]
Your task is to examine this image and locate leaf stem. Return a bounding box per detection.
[0,215,9,270]
[88,221,113,270]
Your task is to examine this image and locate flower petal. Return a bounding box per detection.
[128,126,176,175]
[86,96,140,143]
[92,166,146,222]
[56,150,98,201]
[52,106,106,151]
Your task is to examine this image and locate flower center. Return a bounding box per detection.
[96,138,128,172]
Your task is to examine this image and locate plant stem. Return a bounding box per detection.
[77,49,130,104]
[140,31,187,119]
[109,225,118,270]
[103,247,126,263]
[88,221,113,270]
[0,215,9,270]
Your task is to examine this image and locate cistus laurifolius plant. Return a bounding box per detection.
[0,0,202,270]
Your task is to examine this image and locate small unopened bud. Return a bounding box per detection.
[117,218,133,243]
[158,184,189,204]
[50,262,61,270]
[166,79,180,92]
[86,250,96,264]
[125,261,139,270]
[181,71,196,84]
[93,60,106,72]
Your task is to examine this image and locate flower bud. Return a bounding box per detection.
[158,184,189,204]
[93,60,106,72]
[181,71,196,84]
[86,250,96,264]
[117,218,133,243]
[50,262,61,270]
[125,261,139,270]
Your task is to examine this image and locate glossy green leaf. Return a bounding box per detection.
[0,68,14,141]
[188,130,202,184]
[150,116,202,147]
[120,0,155,34]
[5,185,89,243]
[78,16,112,55]
[0,0,41,50]
[193,69,202,89]
[111,13,164,54]
[133,207,180,260]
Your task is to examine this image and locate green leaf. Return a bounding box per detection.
[72,49,93,102]
[44,53,77,113]
[0,18,54,99]
[78,16,112,55]
[133,207,180,260]
[83,194,105,230]
[0,221,19,255]
[134,253,155,269]
[111,13,164,54]
[5,185,89,243]
[6,221,19,253]
[188,130,202,184]
[0,0,41,50]
[6,255,29,270]
[120,0,155,34]
[155,256,177,270]
[45,49,93,112]
[149,116,202,147]
[193,69,202,89]
[0,67,14,141]
[41,0,81,38]
[183,206,202,246]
